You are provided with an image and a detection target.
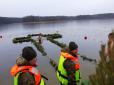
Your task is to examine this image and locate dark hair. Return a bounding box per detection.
[69,41,78,51]
[108,32,114,38]
[22,46,37,61]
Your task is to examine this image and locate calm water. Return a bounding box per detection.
[0,19,114,85]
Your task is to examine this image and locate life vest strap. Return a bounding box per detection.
[57,70,80,83]
[57,70,68,79]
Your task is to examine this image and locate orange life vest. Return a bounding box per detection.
[61,52,80,70]
[10,64,42,85]
[57,52,80,84]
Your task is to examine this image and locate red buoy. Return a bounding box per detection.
[0,36,2,38]
[84,36,87,40]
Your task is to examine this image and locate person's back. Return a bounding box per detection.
[57,42,80,85]
[11,46,45,85]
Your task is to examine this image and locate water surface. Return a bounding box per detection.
[0,19,114,85]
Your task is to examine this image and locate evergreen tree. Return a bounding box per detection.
[89,32,114,85]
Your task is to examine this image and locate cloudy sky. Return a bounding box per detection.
[0,0,114,17]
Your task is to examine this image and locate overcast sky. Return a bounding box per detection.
[0,0,114,17]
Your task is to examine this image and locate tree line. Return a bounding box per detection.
[1,13,114,24]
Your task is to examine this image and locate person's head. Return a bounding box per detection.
[108,32,114,42]
[69,41,78,55]
[22,46,37,66]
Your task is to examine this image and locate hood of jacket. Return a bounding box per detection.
[16,56,29,66]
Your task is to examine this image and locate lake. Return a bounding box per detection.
[0,19,114,85]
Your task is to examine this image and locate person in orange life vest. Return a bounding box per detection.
[57,42,80,85]
[10,46,45,85]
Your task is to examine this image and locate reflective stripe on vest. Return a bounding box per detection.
[10,65,45,85]
[57,52,80,85]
